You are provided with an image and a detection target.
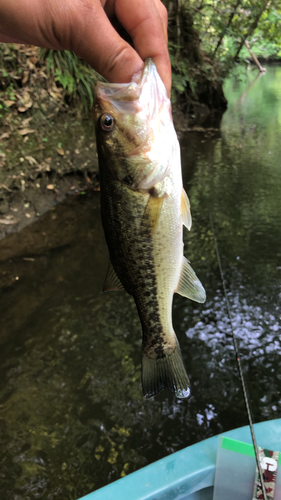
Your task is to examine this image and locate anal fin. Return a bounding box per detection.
[142,342,190,399]
[103,261,124,292]
[176,256,206,303]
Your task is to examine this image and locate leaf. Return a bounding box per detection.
[56,147,64,156]
[0,219,16,225]
[25,156,38,165]
[22,91,33,105]
[27,60,35,70]
[47,184,54,190]
[4,100,16,107]
[30,56,38,65]
[21,117,33,127]
[18,129,35,136]
[0,132,10,140]
[17,91,33,111]
[0,183,11,192]
[22,70,29,85]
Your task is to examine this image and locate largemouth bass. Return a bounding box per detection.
[93,58,206,399]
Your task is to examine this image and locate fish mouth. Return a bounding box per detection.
[94,58,168,121]
[95,58,161,99]
[96,81,141,102]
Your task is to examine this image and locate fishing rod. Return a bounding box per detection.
[209,211,268,500]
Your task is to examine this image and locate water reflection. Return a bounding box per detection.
[0,66,281,499]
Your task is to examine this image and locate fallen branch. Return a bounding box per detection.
[245,41,266,73]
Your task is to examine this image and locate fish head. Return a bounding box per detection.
[93,80,146,185]
[93,59,178,190]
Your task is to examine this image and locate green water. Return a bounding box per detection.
[0,66,281,499]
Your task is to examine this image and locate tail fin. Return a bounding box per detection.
[142,342,191,399]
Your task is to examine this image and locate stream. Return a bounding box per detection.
[0,65,281,499]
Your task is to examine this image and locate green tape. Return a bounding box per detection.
[221,437,255,457]
[221,437,281,464]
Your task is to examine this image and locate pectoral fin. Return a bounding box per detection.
[103,261,124,292]
[141,194,164,235]
[181,189,192,230]
[176,257,206,303]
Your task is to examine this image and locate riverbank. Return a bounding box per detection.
[0,44,101,240]
[0,44,225,242]
[0,105,100,240]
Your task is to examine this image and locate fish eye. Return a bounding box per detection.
[100,113,114,132]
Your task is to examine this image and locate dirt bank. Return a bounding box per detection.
[0,44,101,241]
[0,105,100,241]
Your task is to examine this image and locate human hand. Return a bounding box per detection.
[0,0,171,95]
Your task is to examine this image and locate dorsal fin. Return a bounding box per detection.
[103,261,124,292]
[176,257,206,303]
[181,189,192,230]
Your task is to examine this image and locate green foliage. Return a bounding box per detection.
[234,38,281,61]
[166,0,281,103]
[1,2,280,111]
[39,49,101,109]
[4,82,16,100]
[166,2,226,109]
[188,0,281,63]
[0,43,22,88]
[169,45,198,102]
[0,43,20,71]
[258,6,281,46]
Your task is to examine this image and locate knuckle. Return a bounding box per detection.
[104,44,133,80]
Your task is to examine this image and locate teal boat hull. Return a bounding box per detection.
[78,419,281,500]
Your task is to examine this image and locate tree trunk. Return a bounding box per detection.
[176,0,181,60]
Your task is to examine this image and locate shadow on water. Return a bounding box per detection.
[0,65,281,499]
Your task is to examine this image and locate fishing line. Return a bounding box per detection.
[209,211,268,500]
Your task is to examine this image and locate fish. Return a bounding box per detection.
[93,58,206,399]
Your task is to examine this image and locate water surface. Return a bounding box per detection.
[0,65,280,499]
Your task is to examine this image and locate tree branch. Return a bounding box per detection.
[233,0,272,61]
[213,0,242,57]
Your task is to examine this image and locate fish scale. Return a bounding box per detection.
[102,178,179,355]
